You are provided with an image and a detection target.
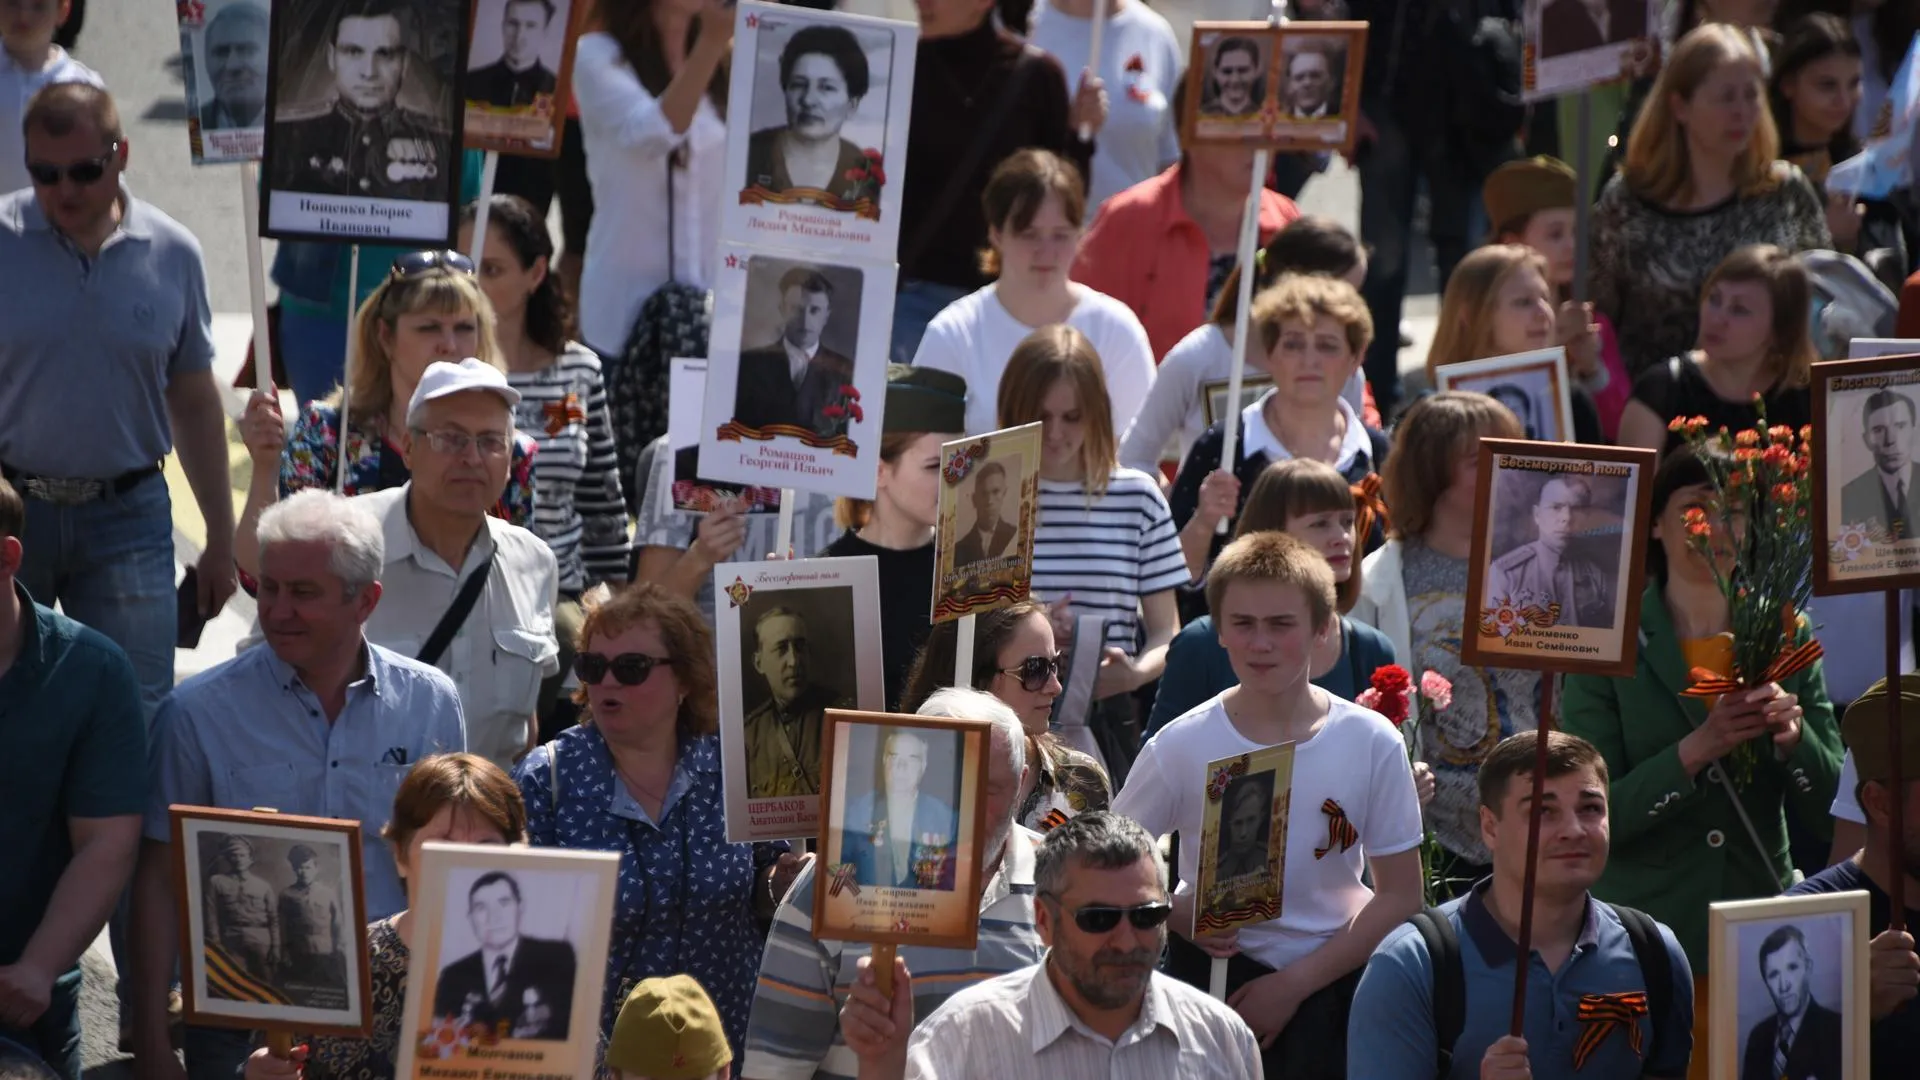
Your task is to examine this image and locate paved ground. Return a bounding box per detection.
[70,2,1438,1075]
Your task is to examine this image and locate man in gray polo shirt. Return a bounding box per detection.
[0,82,236,715]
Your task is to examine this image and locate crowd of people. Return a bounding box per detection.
[6,0,1920,1078]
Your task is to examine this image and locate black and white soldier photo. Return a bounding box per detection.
[737,587,859,800]
[465,0,562,109]
[1485,471,1618,629]
[190,827,356,1011]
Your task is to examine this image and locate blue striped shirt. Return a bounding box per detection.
[1031,468,1190,652]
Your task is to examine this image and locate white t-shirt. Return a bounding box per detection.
[1112,692,1425,971]
[1026,0,1183,209]
[572,33,725,353]
[0,47,104,196]
[912,283,1156,437]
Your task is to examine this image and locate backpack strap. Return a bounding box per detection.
[1608,904,1673,1069]
[1411,907,1466,1077]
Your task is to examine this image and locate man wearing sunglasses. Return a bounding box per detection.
[268,0,451,202]
[889,812,1261,1078]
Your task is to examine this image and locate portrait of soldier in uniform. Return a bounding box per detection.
[466,0,560,109]
[205,835,279,982]
[200,1,271,131]
[836,728,961,892]
[276,844,348,997]
[741,603,854,799]
[1213,774,1272,881]
[1486,475,1614,628]
[268,0,453,202]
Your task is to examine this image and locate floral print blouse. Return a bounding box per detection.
[1018,736,1112,832]
[279,402,537,526]
[306,918,407,1080]
[513,726,786,1062]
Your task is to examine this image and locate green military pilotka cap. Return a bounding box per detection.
[604,975,731,1080]
[883,364,967,435]
[1842,673,1920,784]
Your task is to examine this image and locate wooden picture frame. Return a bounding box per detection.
[395,843,620,1080]
[1180,21,1368,154]
[933,423,1042,623]
[813,710,993,950]
[1201,375,1276,427]
[1707,890,1871,1080]
[1810,353,1920,595]
[461,0,586,157]
[1433,347,1577,444]
[170,806,373,1037]
[1462,438,1656,676]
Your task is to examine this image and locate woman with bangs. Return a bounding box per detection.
[1424,244,1604,443]
[912,149,1155,438]
[235,254,538,578]
[513,584,805,1061]
[243,753,528,1080]
[1616,244,1817,455]
[1352,392,1536,896]
[997,325,1188,773]
[1589,23,1829,381]
[1149,458,1397,736]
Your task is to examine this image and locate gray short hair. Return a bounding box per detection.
[916,687,1026,777]
[1034,811,1166,897]
[256,490,385,591]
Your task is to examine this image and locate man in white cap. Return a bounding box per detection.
[356,357,559,769]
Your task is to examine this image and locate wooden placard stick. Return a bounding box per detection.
[1509,676,1559,1035]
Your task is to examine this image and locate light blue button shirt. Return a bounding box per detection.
[146,640,467,918]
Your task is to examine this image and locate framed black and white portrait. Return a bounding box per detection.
[1434,348,1577,443]
[179,0,272,163]
[722,1,916,261]
[261,0,469,244]
[1181,21,1366,152]
[170,807,372,1036]
[1812,352,1920,594]
[1708,891,1871,1080]
[462,0,581,156]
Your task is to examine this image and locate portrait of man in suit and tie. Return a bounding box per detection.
[1740,924,1843,1080]
[1280,38,1343,120]
[1839,388,1919,539]
[433,871,577,1040]
[837,728,961,892]
[1537,0,1649,59]
[733,267,859,437]
[953,461,1017,568]
[465,0,563,110]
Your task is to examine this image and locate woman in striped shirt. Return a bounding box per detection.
[997,325,1189,776]
[461,196,629,730]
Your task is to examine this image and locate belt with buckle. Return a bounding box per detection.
[1,462,162,506]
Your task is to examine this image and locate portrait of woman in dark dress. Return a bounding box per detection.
[744,24,877,208]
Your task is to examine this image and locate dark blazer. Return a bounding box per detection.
[953,520,1016,567]
[1741,1000,1844,1080]
[433,936,576,1039]
[1839,464,1918,538]
[838,790,959,891]
[733,346,856,435]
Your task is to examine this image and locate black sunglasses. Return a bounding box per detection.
[390,249,476,280]
[996,654,1062,693]
[1050,899,1173,934]
[25,142,120,187]
[574,651,671,687]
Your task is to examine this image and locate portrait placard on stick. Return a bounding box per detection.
[261,0,469,244]
[933,424,1042,624]
[1707,891,1871,1080]
[395,843,618,1080]
[715,556,886,843]
[180,0,272,164]
[697,246,896,499]
[814,710,993,949]
[721,1,917,260]
[1433,347,1577,443]
[1201,375,1276,428]
[1522,0,1657,101]
[665,358,782,517]
[1811,353,1920,594]
[462,0,583,157]
[169,807,372,1037]
[1194,744,1295,938]
[1462,438,1655,676]
[1180,21,1366,153]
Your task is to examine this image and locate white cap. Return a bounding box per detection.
[406,358,521,427]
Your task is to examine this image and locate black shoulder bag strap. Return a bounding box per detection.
[1608,903,1674,1068]
[1412,906,1467,1077]
[899,50,1039,271]
[417,550,495,668]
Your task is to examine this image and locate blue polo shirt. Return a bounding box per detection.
[0,584,146,966]
[1349,881,1694,1079]
[145,640,466,918]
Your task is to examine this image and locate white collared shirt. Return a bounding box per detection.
[1238,390,1373,475]
[783,337,819,385]
[903,962,1261,1080]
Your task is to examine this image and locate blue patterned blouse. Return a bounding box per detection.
[512,726,786,1061]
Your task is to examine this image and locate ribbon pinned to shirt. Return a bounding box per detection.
[1313,798,1357,859]
[1572,991,1648,1069]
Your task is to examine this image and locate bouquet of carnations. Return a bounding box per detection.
[1359,664,1453,905]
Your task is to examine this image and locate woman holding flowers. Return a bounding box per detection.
[1561,446,1843,1077]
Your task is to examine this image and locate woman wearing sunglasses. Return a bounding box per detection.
[897,599,1111,833]
[234,252,538,579]
[511,584,809,1064]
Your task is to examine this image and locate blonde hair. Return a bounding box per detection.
[1205,531,1337,637]
[1424,245,1550,382]
[331,269,504,429]
[996,325,1118,498]
[1624,23,1782,206]
[1383,392,1523,541]
[1701,244,1817,390]
[1249,274,1375,360]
